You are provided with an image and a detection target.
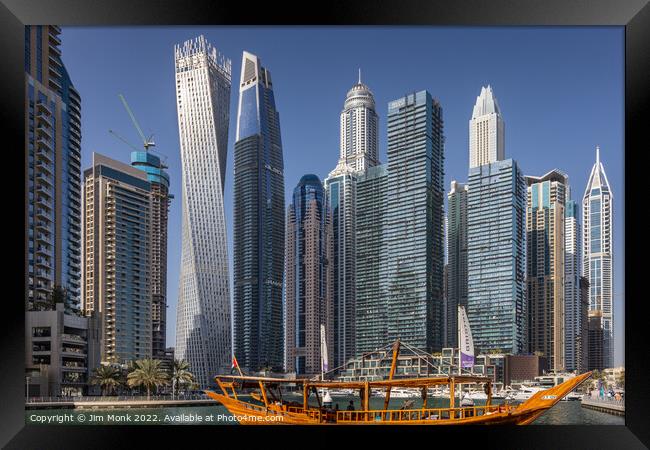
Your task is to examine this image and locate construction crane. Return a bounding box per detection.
[108,129,140,152]
[118,93,155,151]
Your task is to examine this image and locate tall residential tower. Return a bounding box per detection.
[130,151,171,359]
[82,153,152,363]
[469,85,504,169]
[25,25,82,313]
[446,181,468,348]
[384,91,445,352]
[285,175,333,376]
[233,51,285,372]
[174,36,232,387]
[325,74,379,366]
[526,170,567,372]
[582,147,613,368]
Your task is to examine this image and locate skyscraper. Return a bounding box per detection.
[446,181,469,348]
[355,164,389,355]
[25,25,82,313]
[565,199,585,372]
[467,159,527,355]
[233,52,285,373]
[174,36,232,386]
[325,74,379,367]
[285,175,333,376]
[385,91,445,352]
[82,153,152,363]
[582,146,614,368]
[469,85,505,169]
[526,170,568,372]
[130,151,171,359]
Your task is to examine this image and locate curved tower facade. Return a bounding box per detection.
[233,51,285,372]
[174,36,232,387]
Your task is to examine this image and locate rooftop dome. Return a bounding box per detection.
[344,70,376,110]
[298,174,321,186]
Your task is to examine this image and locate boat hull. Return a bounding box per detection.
[206,371,592,425]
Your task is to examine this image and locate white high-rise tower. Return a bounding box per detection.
[325,72,379,366]
[469,85,505,168]
[334,70,379,175]
[582,146,614,368]
[174,36,232,387]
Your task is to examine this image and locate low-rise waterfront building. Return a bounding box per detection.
[25,302,101,396]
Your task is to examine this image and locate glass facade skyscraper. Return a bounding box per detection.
[565,199,587,372]
[467,159,527,354]
[285,175,333,376]
[82,153,152,363]
[174,36,232,387]
[233,52,285,372]
[25,25,82,313]
[325,76,379,367]
[355,164,388,355]
[582,146,613,368]
[446,181,468,348]
[385,91,445,353]
[526,170,568,371]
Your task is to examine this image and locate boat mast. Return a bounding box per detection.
[383,339,401,411]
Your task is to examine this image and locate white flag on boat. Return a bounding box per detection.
[458,306,475,368]
[320,324,328,374]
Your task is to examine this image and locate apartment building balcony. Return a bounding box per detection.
[61,347,86,357]
[36,110,53,126]
[48,28,62,45]
[48,40,61,56]
[35,175,54,191]
[62,363,86,372]
[48,76,62,93]
[48,64,61,80]
[36,101,52,116]
[34,258,52,270]
[61,333,86,344]
[35,160,54,177]
[35,147,53,164]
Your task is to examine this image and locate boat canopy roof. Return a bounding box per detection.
[215,374,493,389]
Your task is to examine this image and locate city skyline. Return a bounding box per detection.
[59,26,625,366]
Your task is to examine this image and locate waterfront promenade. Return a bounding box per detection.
[581,396,625,416]
[25,394,218,410]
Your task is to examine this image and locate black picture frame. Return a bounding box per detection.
[1,0,647,448]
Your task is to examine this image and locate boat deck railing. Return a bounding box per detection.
[274,403,510,423]
[335,404,506,423]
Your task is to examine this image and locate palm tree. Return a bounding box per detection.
[91,364,122,396]
[170,359,195,397]
[127,359,169,400]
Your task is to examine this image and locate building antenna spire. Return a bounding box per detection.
[358,68,361,84]
[596,145,600,165]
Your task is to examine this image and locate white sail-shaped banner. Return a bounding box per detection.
[458,306,475,368]
[320,324,328,375]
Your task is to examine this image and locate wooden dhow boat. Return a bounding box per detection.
[205,342,592,425]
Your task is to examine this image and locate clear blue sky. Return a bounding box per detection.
[60,26,624,366]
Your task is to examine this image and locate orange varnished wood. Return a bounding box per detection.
[205,371,592,425]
